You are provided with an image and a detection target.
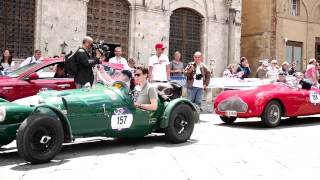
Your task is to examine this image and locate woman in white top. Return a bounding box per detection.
[0,48,15,75]
[223,64,242,78]
[266,60,280,80]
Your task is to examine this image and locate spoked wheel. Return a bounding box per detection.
[165,104,194,143]
[261,100,282,128]
[16,114,64,164]
[220,116,237,124]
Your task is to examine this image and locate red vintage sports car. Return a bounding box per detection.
[214,82,320,127]
[0,58,75,101]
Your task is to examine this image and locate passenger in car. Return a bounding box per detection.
[133,67,158,111]
[54,63,67,78]
[95,65,134,90]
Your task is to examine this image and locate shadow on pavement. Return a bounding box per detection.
[0,135,197,170]
[217,117,320,129]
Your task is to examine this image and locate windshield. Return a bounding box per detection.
[7,63,39,78]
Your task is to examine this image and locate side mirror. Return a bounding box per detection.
[28,72,39,80]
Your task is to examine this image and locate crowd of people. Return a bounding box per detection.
[2,35,320,110]
[222,56,320,88]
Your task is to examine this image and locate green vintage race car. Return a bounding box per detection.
[0,82,199,164]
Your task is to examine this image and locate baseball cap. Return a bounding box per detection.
[282,61,289,66]
[155,42,166,49]
[309,58,316,64]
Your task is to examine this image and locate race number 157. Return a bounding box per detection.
[117,115,127,125]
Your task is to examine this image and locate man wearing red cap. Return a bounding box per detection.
[148,42,170,82]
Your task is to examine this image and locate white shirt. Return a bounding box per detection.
[193,64,204,88]
[20,56,43,67]
[109,56,130,70]
[148,54,170,81]
[266,66,279,80]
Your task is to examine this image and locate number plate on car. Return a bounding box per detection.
[225,111,237,117]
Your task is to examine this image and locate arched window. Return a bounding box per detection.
[87,0,130,58]
[169,8,202,63]
[0,0,35,59]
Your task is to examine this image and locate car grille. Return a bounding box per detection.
[218,96,248,113]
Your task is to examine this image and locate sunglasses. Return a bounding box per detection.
[134,73,142,77]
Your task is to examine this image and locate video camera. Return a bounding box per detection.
[91,42,110,59]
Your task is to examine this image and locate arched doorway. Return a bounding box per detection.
[87,0,130,58]
[169,8,202,63]
[0,0,35,59]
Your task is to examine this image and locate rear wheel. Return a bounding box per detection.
[16,114,64,164]
[220,116,237,124]
[261,100,282,128]
[165,104,195,143]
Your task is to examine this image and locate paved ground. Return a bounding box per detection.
[1,113,320,180]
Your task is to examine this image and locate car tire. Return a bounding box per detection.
[261,100,282,128]
[16,114,64,164]
[165,104,194,143]
[220,116,237,124]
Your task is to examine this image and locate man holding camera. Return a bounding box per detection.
[184,51,210,109]
[74,36,101,88]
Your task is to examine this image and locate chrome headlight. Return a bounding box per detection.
[0,106,6,122]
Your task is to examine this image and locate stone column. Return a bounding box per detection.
[227,7,239,64]
[35,0,89,56]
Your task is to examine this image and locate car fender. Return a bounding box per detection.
[160,98,199,128]
[31,104,73,142]
[0,98,8,102]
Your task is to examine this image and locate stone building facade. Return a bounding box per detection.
[1,0,242,76]
[241,0,320,74]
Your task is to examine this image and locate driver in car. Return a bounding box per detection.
[133,67,158,111]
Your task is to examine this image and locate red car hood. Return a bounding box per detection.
[215,83,291,101]
[0,76,16,82]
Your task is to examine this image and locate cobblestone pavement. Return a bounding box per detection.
[1,113,320,180]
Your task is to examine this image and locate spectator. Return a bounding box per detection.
[288,62,297,75]
[109,47,129,70]
[54,63,66,78]
[1,48,15,74]
[305,58,318,85]
[236,57,251,79]
[96,48,107,63]
[148,42,170,82]
[294,72,304,87]
[256,61,269,79]
[20,49,43,67]
[133,67,158,111]
[128,58,136,74]
[266,59,279,80]
[223,64,240,78]
[170,51,184,77]
[74,36,101,88]
[281,61,289,75]
[184,51,210,109]
[277,71,287,83]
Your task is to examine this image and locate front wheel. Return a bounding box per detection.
[165,104,195,143]
[220,116,237,124]
[261,100,282,128]
[16,114,64,164]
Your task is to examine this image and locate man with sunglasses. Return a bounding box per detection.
[134,67,158,111]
